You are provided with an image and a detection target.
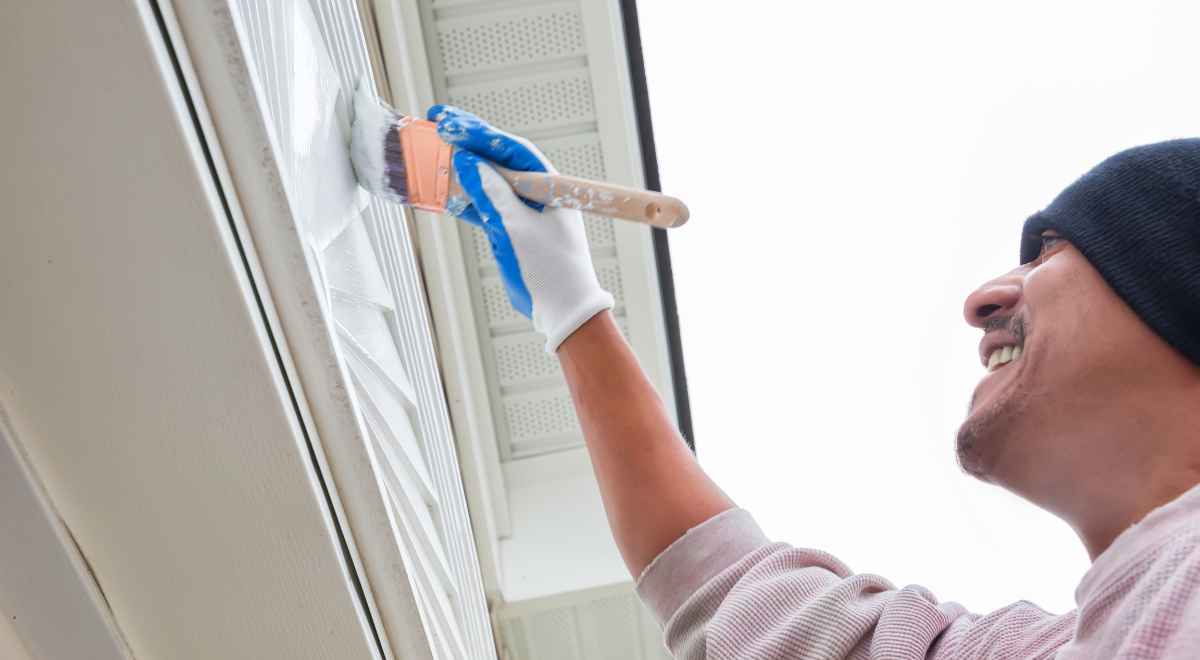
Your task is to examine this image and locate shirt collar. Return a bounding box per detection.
[1076,482,1200,605]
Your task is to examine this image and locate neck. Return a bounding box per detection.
[1013,388,1200,561]
[1071,474,1200,560]
[1073,420,1200,560]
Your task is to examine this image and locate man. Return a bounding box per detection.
[432,104,1200,658]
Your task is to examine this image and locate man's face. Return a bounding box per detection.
[957,231,1182,505]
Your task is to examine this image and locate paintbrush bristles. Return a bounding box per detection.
[349,79,690,227]
[383,123,408,202]
[349,80,410,204]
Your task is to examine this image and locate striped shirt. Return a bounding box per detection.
[637,485,1200,658]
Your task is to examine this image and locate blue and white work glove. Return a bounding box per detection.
[429,105,614,352]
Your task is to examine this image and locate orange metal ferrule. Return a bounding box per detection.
[399,119,454,212]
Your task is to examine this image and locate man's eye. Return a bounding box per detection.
[1039,235,1063,255]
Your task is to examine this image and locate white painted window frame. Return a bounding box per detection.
[163,1,495,658]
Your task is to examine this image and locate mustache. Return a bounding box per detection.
[983,314,1027,344]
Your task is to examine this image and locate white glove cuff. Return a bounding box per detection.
[541,289,615,353]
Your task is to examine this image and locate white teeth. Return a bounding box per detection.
[987,345,1023,372]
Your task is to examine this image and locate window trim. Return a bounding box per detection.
[166,0,495,657]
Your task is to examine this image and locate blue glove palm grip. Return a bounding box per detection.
[429,105,547,212]
[452,150,533,318]
[429,105,540,319]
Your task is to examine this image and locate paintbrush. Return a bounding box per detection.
[348,83,689,229]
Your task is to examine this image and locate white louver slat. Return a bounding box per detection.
[420,0,662,466]
[343,348,439,507]
[380,0,677,657]
[226,1,495,658]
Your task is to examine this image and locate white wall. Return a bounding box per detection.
[1,1,378,657]
[0,611,32,660]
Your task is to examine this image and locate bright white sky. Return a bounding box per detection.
[639,0,1200,614]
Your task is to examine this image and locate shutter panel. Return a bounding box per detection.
[230,1,495,657]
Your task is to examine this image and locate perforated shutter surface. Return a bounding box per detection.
[421,0,644,461]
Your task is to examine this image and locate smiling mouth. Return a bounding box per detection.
[986,344,1023,372]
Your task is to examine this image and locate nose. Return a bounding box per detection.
[962,273,1022,329]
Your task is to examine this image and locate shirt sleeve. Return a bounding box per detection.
[635,509,1074,659]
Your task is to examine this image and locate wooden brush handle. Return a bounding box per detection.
[495,167,689,229]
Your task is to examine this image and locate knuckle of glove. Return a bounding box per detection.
[428,105,551,174]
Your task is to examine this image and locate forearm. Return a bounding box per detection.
[557,310,735,577]
[420,106,731,578]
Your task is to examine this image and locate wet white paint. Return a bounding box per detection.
[348,78,399,200]
[511,175,618,214]
[446,194,470,216]
[269,7,368,253]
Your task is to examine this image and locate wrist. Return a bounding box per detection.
[556,308,620,355]
[540,288,614,353]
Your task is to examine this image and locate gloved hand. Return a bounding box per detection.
[429,105,614,352]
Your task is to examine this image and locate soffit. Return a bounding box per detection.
[495,589,665,660]
[373,0,675,657]
[372,0,677,473]
[431,0,674,464]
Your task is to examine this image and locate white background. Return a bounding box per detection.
[640,0,1200,613]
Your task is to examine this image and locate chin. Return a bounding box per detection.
[956,418,998,482]
[956,382,1032,484]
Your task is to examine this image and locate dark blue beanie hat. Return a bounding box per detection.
[1020,139,1200,366]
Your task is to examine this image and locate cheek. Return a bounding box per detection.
[1024,248,1088,307]
[1023,250,1145,393]
[1023,254,1089,365]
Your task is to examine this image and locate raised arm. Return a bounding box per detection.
[558,309,733,575]
[426,103,730,576]
[423,106,1067,659]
